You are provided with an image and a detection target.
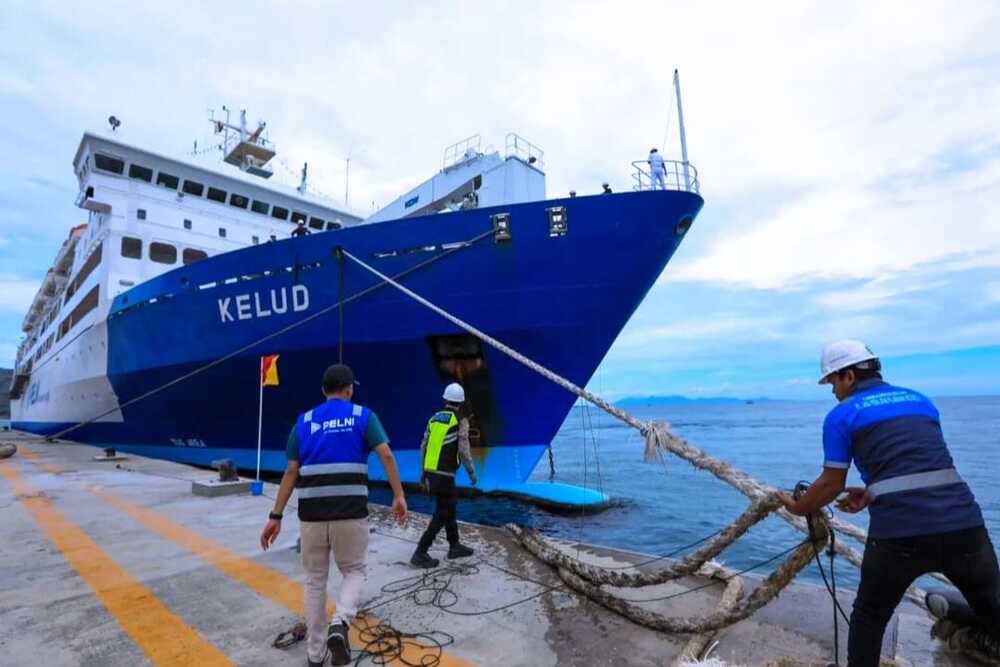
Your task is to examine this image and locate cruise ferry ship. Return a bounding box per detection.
[10,104,703,504]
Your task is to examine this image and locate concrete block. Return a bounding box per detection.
[191,479,252,497]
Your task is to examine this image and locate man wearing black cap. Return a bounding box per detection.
[260,363,408,667]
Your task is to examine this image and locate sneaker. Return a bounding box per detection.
[948,626,1000,661]
[307,658,325,667]
[447,543,474,559]
[410,550,439,569]
[326,621,351,666]
[926,589,977,627]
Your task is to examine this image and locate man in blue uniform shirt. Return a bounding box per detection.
[260,364,408,667]
[780,340,1000,666]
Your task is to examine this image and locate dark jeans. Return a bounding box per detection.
[416,473,459,552]
[849,525,1000,667]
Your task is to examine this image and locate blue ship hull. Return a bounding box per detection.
[15,190,702,492]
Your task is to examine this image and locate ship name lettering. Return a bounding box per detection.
[217,285,309,323]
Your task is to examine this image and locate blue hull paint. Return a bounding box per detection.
[16,191,703,489]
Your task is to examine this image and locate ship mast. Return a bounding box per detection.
[673,69,691,191]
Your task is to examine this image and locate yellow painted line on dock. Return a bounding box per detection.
[16,447,64,474]
[88,484,474,667]
[0,461,234,667]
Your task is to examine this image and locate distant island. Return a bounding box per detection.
[614,395,774,408]
[0,367,11,418]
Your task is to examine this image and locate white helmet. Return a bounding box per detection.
[818,339,879,384]
[443,382,465,403]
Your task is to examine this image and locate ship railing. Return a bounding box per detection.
[505,133,544,169]
[631,159,700,194]
[443,134,482,170]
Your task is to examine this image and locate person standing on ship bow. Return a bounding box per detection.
[410,382,478,568]
[779,340,1000,666]
[260,363,408,667]
[648,147,667,190]
[291,220,310,237]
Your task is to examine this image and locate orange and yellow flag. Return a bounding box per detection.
[261,354,280,387]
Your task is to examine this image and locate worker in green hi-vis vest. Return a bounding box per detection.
[410,382,478,568]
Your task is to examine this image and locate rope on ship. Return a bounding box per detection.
[339,248,937,660]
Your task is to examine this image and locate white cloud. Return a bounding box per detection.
[0,275,38,312]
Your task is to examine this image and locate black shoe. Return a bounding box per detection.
[447,543,474,559]
[410,550,439,568]
[326,621,351,666]
[926,588,978,627]
[307,658,325,667]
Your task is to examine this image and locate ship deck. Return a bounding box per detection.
[0,430,974,666]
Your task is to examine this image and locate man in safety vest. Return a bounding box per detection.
[410,382,478,568]
[260,363,408,667]
[780,340,1000,666]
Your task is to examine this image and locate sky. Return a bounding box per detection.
[1,1,998,400]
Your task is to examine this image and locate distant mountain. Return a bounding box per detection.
[614,395,774,408]
[0,368,11,418]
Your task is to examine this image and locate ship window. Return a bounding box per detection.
[64,243,103,302]
[309,216,325,230]
[128,164,154,182]
[251,200,269,214]
[326,221,342,231]
[252,235,259,245]
[156,172,179,189]
[270,234,277,241]
[121,237,142,259]
[271,206,289,221]
[150,242,177,264]
[218,227,227,238]
[291,211,307,224]
[182,180,204,196]
[183,219,192,230]
[207,187,226,203]
[137,208,146,220]
[58,284,100,341]
[183,248,208,265]
[229,193,249,209]
[94,154,124,174]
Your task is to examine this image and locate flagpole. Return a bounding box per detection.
[256,356,264,481]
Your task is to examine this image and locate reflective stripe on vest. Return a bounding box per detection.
[866,468,963,500]
[296,400,371,521]
[423,411,459,473]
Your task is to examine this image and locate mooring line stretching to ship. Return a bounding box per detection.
[10,75,703,507]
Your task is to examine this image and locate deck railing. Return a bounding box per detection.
[631,159,700,194]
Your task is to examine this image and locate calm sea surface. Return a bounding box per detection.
[376,395,1000,588]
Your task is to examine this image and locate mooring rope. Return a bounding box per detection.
[340,247,938,634]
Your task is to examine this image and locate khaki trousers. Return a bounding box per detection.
[300,517,368,663]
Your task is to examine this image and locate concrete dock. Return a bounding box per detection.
[0,431,977,666]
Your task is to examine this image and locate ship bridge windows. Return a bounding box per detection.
[128,164,153,183]
[308,216,325,231]
[290,211,307,225]
[150,242,177,264]
[156,172,179,189]
[121,237,142,259]
[218,227,227,238]
[229,193,249,209]
[183,248,208,265]
[251,199,270,215]
[182,180,205,196]
[206,187,227,203]
[94,154,125,175]
[183,219,192,230]
[271,206,289,221]
[327,220,342,231]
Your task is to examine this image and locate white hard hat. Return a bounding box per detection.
[443,382,465,403]
[818,339,879,384]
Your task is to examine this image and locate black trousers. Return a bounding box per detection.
[416,473,459,552]
[849,525,1000,667]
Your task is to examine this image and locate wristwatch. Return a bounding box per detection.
[269,511,283,521]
